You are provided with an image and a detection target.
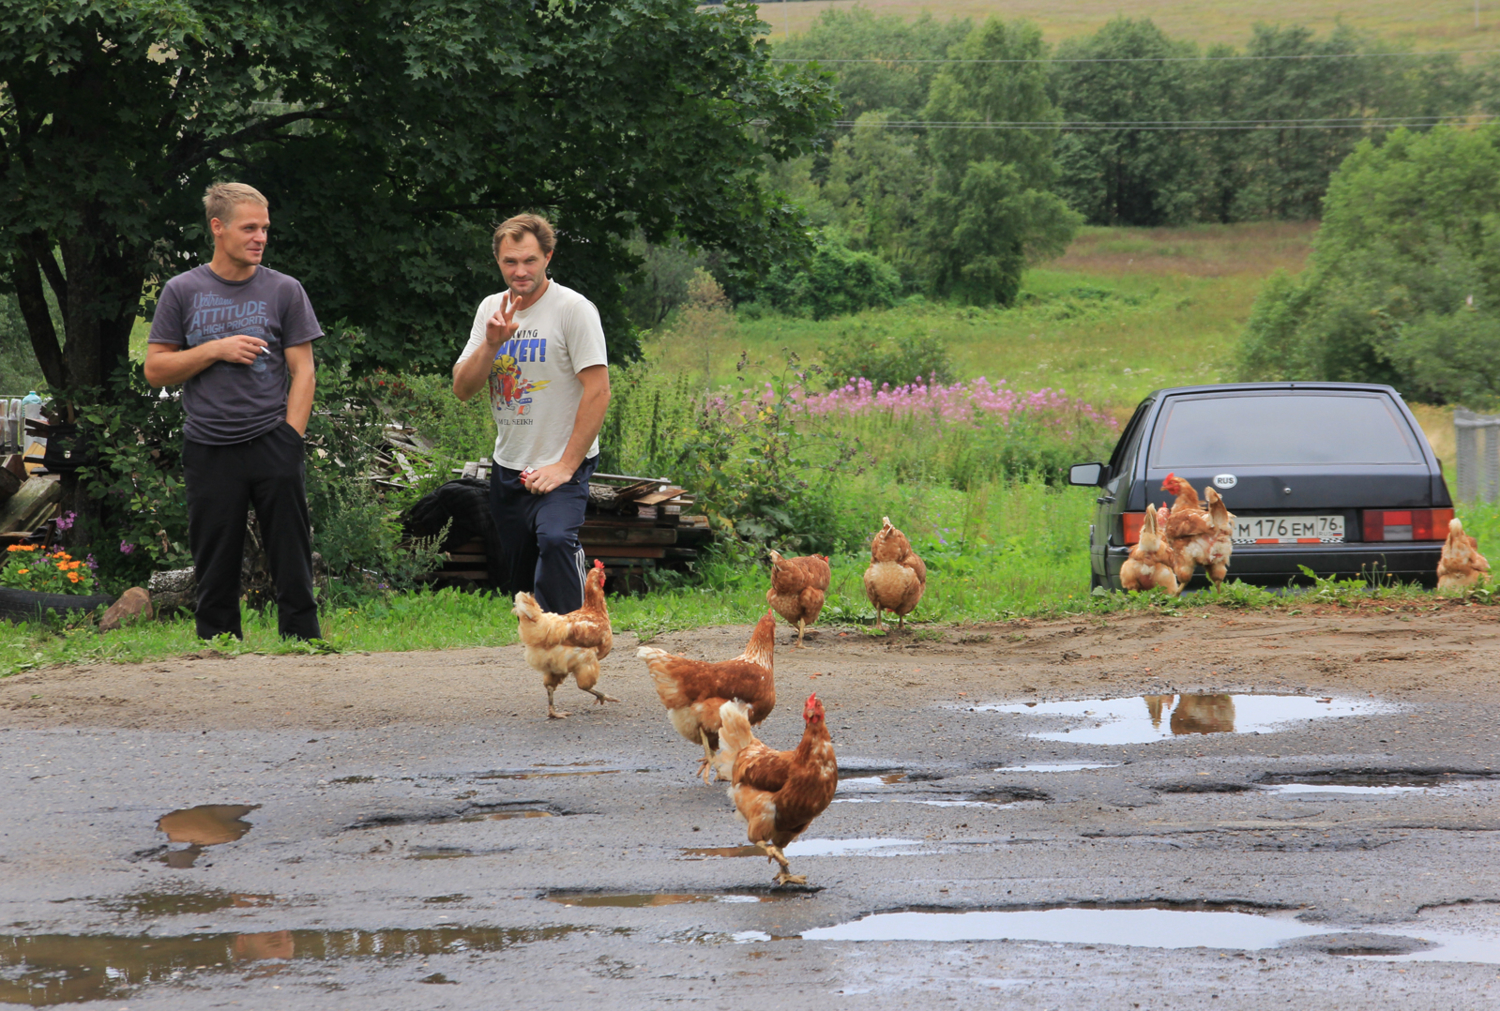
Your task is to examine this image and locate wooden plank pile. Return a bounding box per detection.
[433,464,713,594]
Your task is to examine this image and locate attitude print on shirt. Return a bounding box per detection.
[186,292,273,373]
[488,332,552,419]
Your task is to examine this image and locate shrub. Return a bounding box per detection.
[762,236,901,320]
[0,544,100,594]
[821,322,955,390]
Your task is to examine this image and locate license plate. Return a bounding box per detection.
[1233,514,1344,545]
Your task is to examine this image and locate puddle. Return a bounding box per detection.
[0,925,612,1006]
[681,846,765,860]
[330,776,375,785]
[408,847,474,860]
[975,694,1396,745]
[154,805,259,869]
[95,891,275,918]
[679,839,920,859]
[835,786,1045,809]
[546,892,796,908]
[422,894,470,904]
[1260,770,1490,789]
[839,773,909,788]
[993,763,1119,773]
[437,811,554,824]
[1264,784,1427,797]
[802,904,1342,948]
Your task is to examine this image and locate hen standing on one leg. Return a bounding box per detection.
[766,550,832,648]
[713,693,837,886]
[636,611,777,782]
[512,559,617,719]
[1438,517,1490,591]
[863,517,926,632]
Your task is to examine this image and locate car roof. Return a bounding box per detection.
[1143,381,1403,398]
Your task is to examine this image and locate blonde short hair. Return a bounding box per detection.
[493,213,556,259]
[203,182,269,226]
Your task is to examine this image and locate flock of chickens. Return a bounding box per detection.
[509,517,927,885]
[506,487,1489,885]
[1126,473,1490,594]
[1122,474,1236,595]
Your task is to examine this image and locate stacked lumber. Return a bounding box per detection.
[428,467,713,594]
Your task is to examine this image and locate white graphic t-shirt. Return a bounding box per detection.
[455,280,608,471]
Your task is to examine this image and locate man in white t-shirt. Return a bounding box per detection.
[452,214,611,611]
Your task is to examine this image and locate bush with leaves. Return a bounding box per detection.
[0,544,101,595]
[762,234,901,320]
[820,321,955,391]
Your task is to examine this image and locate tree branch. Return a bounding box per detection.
[169,104,347,172]
[26,232,67,307]
[11,242,65,388]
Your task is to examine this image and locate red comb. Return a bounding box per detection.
[593,559,604,570]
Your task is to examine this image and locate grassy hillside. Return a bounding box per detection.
[761,0,1500,49]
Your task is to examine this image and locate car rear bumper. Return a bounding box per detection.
[1101,542,1444,589]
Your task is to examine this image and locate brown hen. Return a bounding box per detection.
[1121,505,1179,595]
[863,516,926,631]
[1438,517,1490,591]
[637,611,776,782]
[713,693,837,885]
[767,550,832,648]
[512,560,616,719]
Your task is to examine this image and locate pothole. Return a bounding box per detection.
[545,891,802,907]
[475,767,645,780]
[974,694,1396,745]
[348,802,560,829]
[1155,782,1257,794]
[0,925,619,1006]
[152,805,259,868]
[94,890,276,918]
[993,763,1120,773]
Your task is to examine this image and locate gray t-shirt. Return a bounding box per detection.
[148,264,322,445]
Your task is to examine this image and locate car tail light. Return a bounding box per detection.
[1363,507,1453,542]
[1123,512,1145,546]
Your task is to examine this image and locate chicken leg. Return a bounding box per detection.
[582,686,620,706]
[795,618,806,649]
[546,684,570,720]
[697,728,716,784]
[758,841,806,886]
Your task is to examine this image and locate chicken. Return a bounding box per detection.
[766,550,832,648]
[1203,487,1236,589]
[1438,517,1490,591]
[713,693,837,886]
[1160,473,1214,587]
[863,516,926,631]
[637,610,776,782]
[512,559,618,719]
[1120,504,1180,595]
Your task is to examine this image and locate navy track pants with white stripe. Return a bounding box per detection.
[488,454,597,613]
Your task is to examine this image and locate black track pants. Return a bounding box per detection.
[489,455,597,612]
[183,422,321,640]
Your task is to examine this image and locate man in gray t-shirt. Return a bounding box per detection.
[145,182,322,641]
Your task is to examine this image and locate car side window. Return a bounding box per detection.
[1108,399,1152,477]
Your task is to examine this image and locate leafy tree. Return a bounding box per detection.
[0,0,836,393]
[762,232,901,320]
[775,8,972,125]
[1051,18,1200,226]
[919,18,1079,304]
[1238,126,1500,406]
[820,111,930,272]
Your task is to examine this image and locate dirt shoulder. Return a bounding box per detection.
[2,605,1496,732]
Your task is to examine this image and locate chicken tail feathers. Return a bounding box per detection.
[511,592,542,623]
[711,700,755,782]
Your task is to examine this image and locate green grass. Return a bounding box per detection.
[762,0,1500,50]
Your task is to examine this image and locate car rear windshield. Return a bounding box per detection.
[1150,393,1423,467]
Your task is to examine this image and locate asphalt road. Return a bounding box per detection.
[2,609,1499,1009]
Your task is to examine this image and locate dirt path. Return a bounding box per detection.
[5,605,1497,731]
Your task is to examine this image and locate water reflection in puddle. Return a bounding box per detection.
[436,810,554,824]
[803,906,1339,948]
[547,892,794,908]
[976,694,1396,745]
[155,805,259,868]
[0,925,607,1006]
[1264,784,1427,797]
[95,891,275,918]
[839,773,908,788]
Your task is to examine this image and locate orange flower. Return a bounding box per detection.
[16,568,28,575]
[7,544,37,552]
[67,572,82,583]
